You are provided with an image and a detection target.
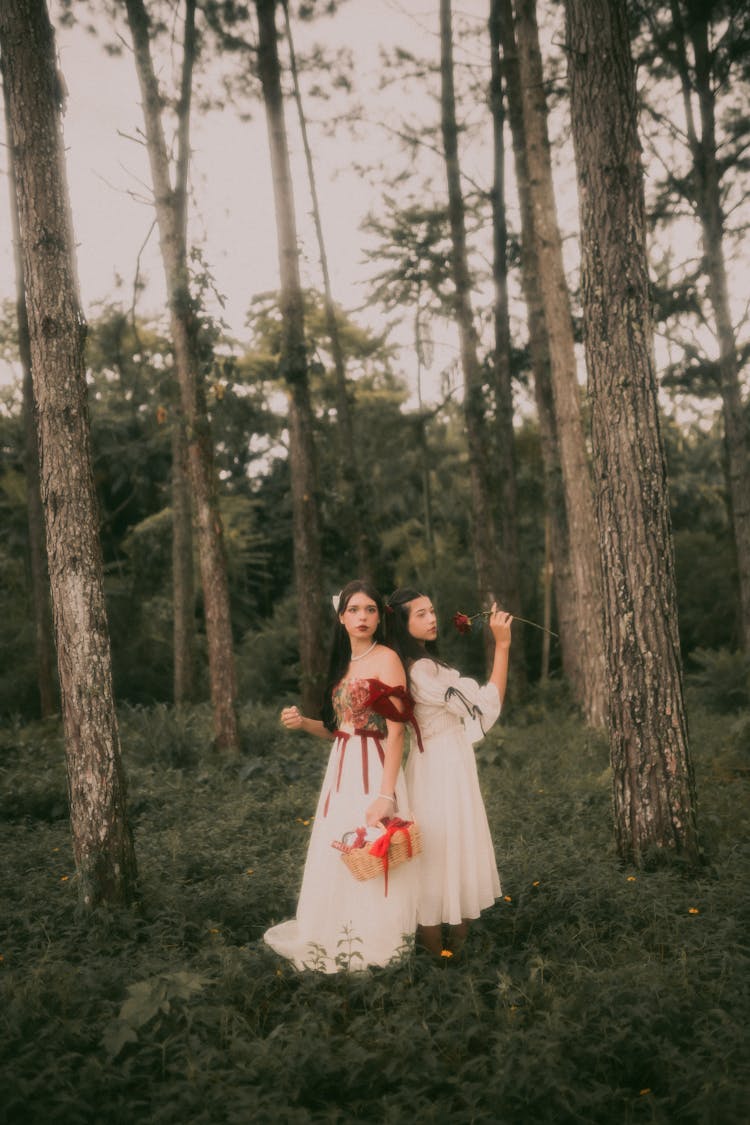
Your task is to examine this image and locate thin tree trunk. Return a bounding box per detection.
[282,1,375,581]
[488,0,525,690]
[125,0,240,751]
[0,0,137,904]
[415,307,436,573]
[497,0,580,699]
[670,0,750,651]
[3,81,57,717]
[256,0,325,716]
[172,414,195,702]
[439,0,503,615]
[171,0,196,704]
[566,0,699,865]
[541,513,552,681]
[512,0,608,727]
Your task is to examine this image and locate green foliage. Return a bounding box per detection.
[688,648,750,713]
[1,700,748,1123]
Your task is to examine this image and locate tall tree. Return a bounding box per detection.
[487,0,525,689]
[566,0,699,865]
[283,2,375,581]
[439,0,505,617]
[644,1,750,651]
[3,81,56,717]
[0,0,137,903]
[511,0,608,727]
[496,0,580,695]
[124,0,240,750]
[255,0,325,716]
[171,0,197,704]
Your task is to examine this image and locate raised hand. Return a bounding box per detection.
[489,603,513,648]
[280,705,305,730]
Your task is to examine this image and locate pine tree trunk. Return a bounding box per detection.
[512,0,608,727]
[256,0,325,717]
[439,0,503,614]
[172,412,195,703]
[497,0,580,697]
[672,4,750,651]
[4,86,57,718]
[283,1,375,582]
[171,0,196,705]
[488,0,525,691]
[566,0,699,865]
[0,0,137,904]
[125,0,240,751]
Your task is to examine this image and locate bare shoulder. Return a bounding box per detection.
[373,645,406,687]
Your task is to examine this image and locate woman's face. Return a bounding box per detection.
[339,592,380,641]
[407,596,438,643]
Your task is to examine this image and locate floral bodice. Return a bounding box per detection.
[332,677,387,734]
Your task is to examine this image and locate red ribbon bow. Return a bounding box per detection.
[362,681,424,753]
[367,817,414,895]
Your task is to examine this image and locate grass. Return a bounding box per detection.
[0,692,748,1124]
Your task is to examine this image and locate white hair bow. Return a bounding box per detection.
[331,592,341,613]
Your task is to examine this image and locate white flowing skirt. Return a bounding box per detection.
[405,727,501,926]
[264,729,419,972]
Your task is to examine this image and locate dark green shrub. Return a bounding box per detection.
[688,648,750,712]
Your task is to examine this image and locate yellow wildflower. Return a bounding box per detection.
[688,907,700,915]
[246,868,254,875]
[60,875,69,882]
[627,876,637,882]
[440,949,453,958]
[504,895,512,903]
[640,1089,651,1096]
[532,881,540,887]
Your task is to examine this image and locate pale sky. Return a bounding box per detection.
[2,1,493,396]
[2,1,741,416]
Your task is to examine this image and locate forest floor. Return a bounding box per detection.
[0,691,748,1124]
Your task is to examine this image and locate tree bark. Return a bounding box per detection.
[670,0,750,651]
[512,0,608,727]
[0,0,137,904]
[497,0,580,698]
[566,0,699,865]
[3,80,57,717]
[256,0,325,716]
[283,1,375,582]
[124,0,240,751]
[439,0,503,616]
[488,0,525,690]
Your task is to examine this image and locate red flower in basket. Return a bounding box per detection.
[453,612,472,635]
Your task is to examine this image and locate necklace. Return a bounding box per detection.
[350,640,377,662]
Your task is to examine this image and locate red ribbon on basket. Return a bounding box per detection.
[368,817,414,896]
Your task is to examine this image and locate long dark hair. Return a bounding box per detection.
[384,587,444,679]
[321,579,386,732]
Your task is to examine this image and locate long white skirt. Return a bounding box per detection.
[264,729,419,972]
[405,727,501,927]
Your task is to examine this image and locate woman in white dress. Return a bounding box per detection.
[385,588,512,957]
[263,580,419,972]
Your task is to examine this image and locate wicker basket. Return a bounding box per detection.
[332,818,422,882]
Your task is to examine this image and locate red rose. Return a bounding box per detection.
[453,612,472,635]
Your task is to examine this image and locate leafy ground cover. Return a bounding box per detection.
[0,693,748,1124]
